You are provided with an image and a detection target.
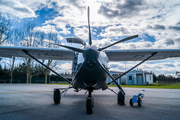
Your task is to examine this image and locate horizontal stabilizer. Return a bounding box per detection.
[65,37,86,45]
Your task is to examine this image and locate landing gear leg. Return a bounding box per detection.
[117,91,125,105]
[86,89,94,114]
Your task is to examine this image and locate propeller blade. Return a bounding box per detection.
[44,41,84,53]
[87,6,92,46]
[98,35,138,51]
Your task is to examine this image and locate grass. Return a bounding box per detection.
[109,82,180,89]
[49,82,180,89]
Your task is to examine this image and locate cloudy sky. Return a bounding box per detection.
[1,0,180,76]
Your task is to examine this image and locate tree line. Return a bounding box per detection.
[0,12,67,83]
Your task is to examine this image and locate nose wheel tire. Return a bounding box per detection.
[86,97,94,114]
[54,89,61,104]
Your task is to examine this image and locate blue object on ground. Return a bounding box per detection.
[130,89,145,107]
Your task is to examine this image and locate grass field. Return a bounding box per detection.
[109,82,180,89]
[49,82,180,89]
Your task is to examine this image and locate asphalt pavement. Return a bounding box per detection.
[0,84,180,120]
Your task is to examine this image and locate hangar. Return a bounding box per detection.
[108,70,153,85]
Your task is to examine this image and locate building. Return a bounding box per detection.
[108,70,153,85]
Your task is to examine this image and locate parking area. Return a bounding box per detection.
[0,84,180,120]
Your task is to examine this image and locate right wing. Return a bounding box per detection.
[105,49,180,61]
[0,46,74,60]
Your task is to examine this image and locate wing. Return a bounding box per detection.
[0,46,74,60]
[105,49,180,61]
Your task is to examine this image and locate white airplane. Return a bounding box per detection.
[1,7,180,114]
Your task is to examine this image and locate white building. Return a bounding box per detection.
[108,70,153,85]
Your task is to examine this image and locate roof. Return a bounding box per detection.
[110,71,124,75]
[110,70,152,75]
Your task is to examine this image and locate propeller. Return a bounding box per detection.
[87,6,92,46]
[98,35,138,51]
[44,41,84,53]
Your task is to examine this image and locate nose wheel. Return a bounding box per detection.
[86,89,94,114]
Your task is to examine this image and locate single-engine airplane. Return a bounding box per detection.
[1,7,180,114]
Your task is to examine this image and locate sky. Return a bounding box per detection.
[0,0,180,76]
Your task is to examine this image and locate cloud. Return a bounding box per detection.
[98,0,156,19]
[164,39,174,45]
[0,0,37,18]
[177,22,180,25]
[33,25,58,34]
[169,26,180,31]
[147,24,166,30]
[58,63,72,70]
[73,27,89,40]
[165,63,175,67]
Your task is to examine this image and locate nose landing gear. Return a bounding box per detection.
[86,89,94,114]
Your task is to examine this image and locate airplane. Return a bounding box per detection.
[1,6,180,114]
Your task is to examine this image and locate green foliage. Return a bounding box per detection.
[0,64,9,76]
[50,74,64,81]
[13,63,27,77]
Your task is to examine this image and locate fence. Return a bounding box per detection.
[157,77,180,86]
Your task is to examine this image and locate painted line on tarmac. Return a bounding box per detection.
[0,90,53,94]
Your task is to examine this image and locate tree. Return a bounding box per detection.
[41,31,60,84]
[20,21,40,83]
[150,71,157,82]
[0,12,11,45]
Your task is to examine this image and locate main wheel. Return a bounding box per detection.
[130,98,133,106]
[117,91,125,105]
[86,97,93,114]
[54,89,61,104]
[138,98,142,107]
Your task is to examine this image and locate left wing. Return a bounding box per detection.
[0,46,74,60]
[105,49,180,61]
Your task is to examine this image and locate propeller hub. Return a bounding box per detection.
[83,48,99,69]
[86,60,97,69]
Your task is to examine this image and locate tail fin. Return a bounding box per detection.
[87,6,92,46]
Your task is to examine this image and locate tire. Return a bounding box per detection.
[130,98,133,106]
[138,99,142,107]
[86,98,93,114]
[117,91,125,105]
[54,89,61,104]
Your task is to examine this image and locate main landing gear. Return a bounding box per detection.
[54,89,61,104]
[117,91,125,105]
[86,89,94,114]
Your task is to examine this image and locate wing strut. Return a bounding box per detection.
[22,50,71,84]
[108,52,158,85]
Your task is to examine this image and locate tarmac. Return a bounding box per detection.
[0,84,180,120]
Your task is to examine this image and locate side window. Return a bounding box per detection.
[129,76,132,80]
[150,76,151,80]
